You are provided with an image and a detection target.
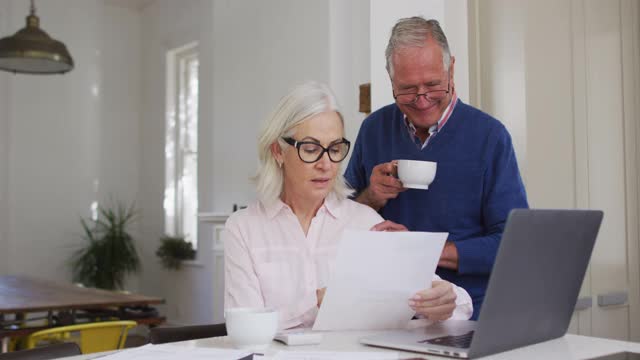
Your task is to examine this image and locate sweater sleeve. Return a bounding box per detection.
[455,125,529,275]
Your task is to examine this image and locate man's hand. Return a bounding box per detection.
[408,280,457,321]
[370,220,408,232]
[316,287,327,308]
[355,161,406,211]
[438,241,459,270]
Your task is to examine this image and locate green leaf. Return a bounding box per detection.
[69,200,140,290]
[156,235,196,270]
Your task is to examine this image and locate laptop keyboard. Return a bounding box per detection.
[419,331,474,349]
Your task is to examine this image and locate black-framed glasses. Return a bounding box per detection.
[393,80,450,105]
[282,137,351,163]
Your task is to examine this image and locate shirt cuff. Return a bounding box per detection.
[450,283,474,320]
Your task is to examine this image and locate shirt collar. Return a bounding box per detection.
[261,192,342,220]
[262,198,287,219]
[322,192,341,219]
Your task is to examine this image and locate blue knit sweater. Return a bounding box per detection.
[344,100,529,320]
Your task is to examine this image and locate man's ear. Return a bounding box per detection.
[271,141,284,167]
[449,55,456,90]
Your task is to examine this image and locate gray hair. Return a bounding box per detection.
[385,17,451,77]
[253,81,353,207]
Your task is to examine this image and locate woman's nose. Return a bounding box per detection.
[315,151,332,169]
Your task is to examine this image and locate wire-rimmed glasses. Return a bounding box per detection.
[393,81,451,105]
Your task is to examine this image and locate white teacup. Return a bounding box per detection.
[396,159,437,190]
[225,307,278,351]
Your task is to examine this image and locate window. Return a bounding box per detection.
[164,43,199,248]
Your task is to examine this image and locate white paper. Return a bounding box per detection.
[271,350,399,360]
[93,344,252,360]
[312,230,447,331]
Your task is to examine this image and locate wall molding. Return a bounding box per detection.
[467,0,482,108]
[620,0,640,342]
[570,0,592,335]
[0,1,10,274]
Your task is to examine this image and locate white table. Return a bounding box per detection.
[58,331,640,359]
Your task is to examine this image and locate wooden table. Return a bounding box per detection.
[0,275,165,352]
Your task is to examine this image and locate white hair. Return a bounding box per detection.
[253,81,353,207]
[385,17,451,77]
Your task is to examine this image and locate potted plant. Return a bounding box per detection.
[156,235,196,270]
[70,202,140,290]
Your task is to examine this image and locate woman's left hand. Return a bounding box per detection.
[408,280,457,321]
[370,220,408,231]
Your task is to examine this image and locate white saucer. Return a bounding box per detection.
[404,183,430,190]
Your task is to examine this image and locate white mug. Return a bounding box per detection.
[396,159,437,190]
[224,307,278,351]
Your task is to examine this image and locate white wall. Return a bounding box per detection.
[329,0,370,152]
[0,0,141,286]
[370,0,470,111]
[474,0,527,173]
[209,0,331,213]
[520,0,574,207]
[444,0,470,104]
[0,3,9,275]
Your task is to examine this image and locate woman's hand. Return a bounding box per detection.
[370,220,408,232]
[316,287,327,308]
[408,280,457,321]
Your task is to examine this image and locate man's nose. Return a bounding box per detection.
[414,93,433,106]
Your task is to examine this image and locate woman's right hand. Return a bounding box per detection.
[409,280,457,321]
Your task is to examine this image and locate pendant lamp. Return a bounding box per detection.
[0,0,74,74]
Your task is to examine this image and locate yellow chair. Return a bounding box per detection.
[25,320,137,354]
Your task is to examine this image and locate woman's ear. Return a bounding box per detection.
[270,141,284,168]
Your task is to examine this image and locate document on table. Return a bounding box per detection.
[93,344,252,360]
[312,230,447,331]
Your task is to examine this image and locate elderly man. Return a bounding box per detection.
[345,17,528,319]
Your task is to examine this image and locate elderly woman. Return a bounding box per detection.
[224,82,472,330]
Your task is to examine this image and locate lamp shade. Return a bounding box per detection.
[0,4,74,75]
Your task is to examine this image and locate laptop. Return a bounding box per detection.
[360,209,603,358]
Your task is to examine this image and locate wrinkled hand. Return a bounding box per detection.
[408,280,457,321]
[356,161,406,210]
[316,287,327,308]
[370,220,408,232]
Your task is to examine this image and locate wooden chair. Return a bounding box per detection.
[149,323,227,344]
[25,320,136,354]
[0,343,81,360]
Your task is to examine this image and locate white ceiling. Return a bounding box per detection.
[103,0,156,11]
